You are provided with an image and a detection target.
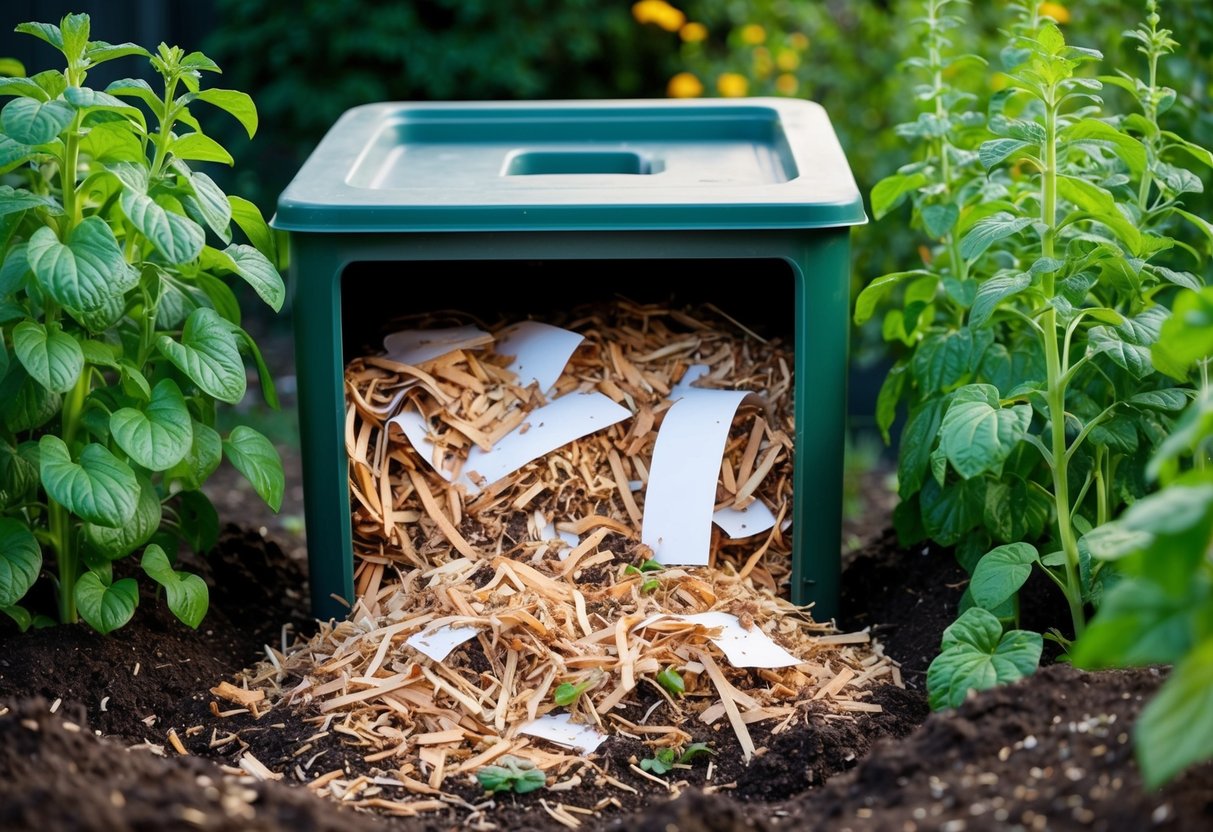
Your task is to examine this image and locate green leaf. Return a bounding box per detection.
[875,360,907,444]
[1135,641,1213,789]
[120,190,205,265]
[223,426,283,511]
[920,476,986,547]
[854,270,930,325]
[978,138,1033,170]
[190,89,257,138]
[871,172,928,220]
[110,379,193,471]
[74,572,138,634]
[1056,176,1141,253]
[960,213,1034,260]
[228,196,276,263]
[1127,389,1192,412]
[59,13,90,61]
[14,22,64,51]
[12,321,83,394]
[1062,119,1147,176]
[983,477,1050,543]
[177,490,220,553]
[170,132,233,165]
[1088,306,1168,379]
[78,121,143,163]
[898,397,945,498]
[476,756,546,794]
[927,608,1042,709]
[64,87,142,122]
[0,440,39,510]
[156,307,247,403]
[0,135,34,176]
[912,331,976,395]
[1153,287,1213,381]
[553,679,592,706]
[0,76,49,102]
[1073,580,1206,669]
[175,166,231,242]
[0,367,61,432]
[223,244,285,312]
[81,473,162,561]
[104,78,161,115]
[940,397,1031,480]
[656,666,685,696]
[85,41,151,65]
[166,421,222,490]
[970,272,1031,328]
[141,543,208,628]
[2,604,31,631]
[236,328,280,409]
[39,435,139,527]
[921,203,959,239]
[1,97,74,145]
[27,217,136,312]
[970,543,1039,610]
[0,518,41,607]
[0,185,62,218]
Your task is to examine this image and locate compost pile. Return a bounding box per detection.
[227,301,900,822]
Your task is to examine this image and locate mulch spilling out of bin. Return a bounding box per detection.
[221,301,901,823]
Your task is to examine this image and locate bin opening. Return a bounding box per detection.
[339,258,795,362]
[503,150,657,176]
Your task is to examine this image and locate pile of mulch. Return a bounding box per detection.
[2,517,1211,831]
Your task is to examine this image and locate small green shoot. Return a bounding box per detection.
[475,755,546,794]
[639,742,714,775]
[553,669,603,706]
[656,666,685,696]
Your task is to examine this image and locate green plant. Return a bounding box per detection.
[656,665,685,696]
[0,14,284,634]
[639,741,713,775]
[624,557,663,593]
[858,1,1212,706]
[475,754,547,794]
[552,669,603,707]
[1072,284,1213,787]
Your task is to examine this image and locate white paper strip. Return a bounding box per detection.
[389,393,631,494]
[496,321,584,393]
[642,388,763,565]
[634,612,801,669]
[713,500,777,539]
[406,624,481,662]
[673,363,711,393]
[517,712,607,753]
[383,325,492,366]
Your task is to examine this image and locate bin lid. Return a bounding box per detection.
[274,99,866,233]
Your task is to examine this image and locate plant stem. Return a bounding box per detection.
[1039,94,1086,638]
[51,370,90,623]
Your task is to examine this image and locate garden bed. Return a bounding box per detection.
[2,506,1209,831]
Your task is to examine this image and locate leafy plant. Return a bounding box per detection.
[475,754,547,794]
[624,557,663,593]
[1072,284,1213,787]
[857,0,1212,707]
[639,741,713,775]
[0,14,284,634]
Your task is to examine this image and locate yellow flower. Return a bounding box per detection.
[775,73,799,96]
[776,49,800,72]
[680,22,708,43]
[667,72,704,98]
[633,1,686,32]
[717,73,749,98]
[788,32,810,51]
[1038,2,1070,24]
[739,23,766,46]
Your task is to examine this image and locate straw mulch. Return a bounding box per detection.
[224,302,900,819]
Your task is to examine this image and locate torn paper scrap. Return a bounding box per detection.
[672,363,711,394]
[538,517,580,560]
[642,388,764,565]
[406,624,481,662]
[383,325,492,366]
[495,321,584,393]
[390,393,631,495]
[634,612,801,669]
[713,500,777,539]
[517,712,607,753]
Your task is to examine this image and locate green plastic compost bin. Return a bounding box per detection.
[274,98,866,622]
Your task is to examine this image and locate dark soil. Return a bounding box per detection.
[2,491,1211,831]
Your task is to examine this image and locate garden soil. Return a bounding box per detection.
[2,509,1211,830]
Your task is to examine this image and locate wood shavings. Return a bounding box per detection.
[225,301,898,814]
